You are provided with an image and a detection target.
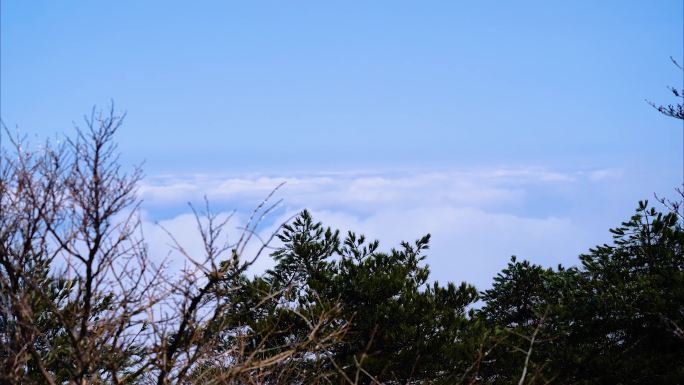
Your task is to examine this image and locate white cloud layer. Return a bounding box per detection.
[138,167,626,289]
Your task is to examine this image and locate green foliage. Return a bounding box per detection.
[572,201,684,383]
[5,198,684,384]
[479,200,684,384]
[200,201,684,384]
[261,210,482,384]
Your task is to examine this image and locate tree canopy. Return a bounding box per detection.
[1,108,683,385]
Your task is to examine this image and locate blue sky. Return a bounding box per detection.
[2,1,683,288]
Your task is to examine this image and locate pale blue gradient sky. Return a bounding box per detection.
[2,1,683,287]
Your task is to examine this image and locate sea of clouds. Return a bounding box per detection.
[137,166,639,289]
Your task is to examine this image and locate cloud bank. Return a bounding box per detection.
[139,167,626,289]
